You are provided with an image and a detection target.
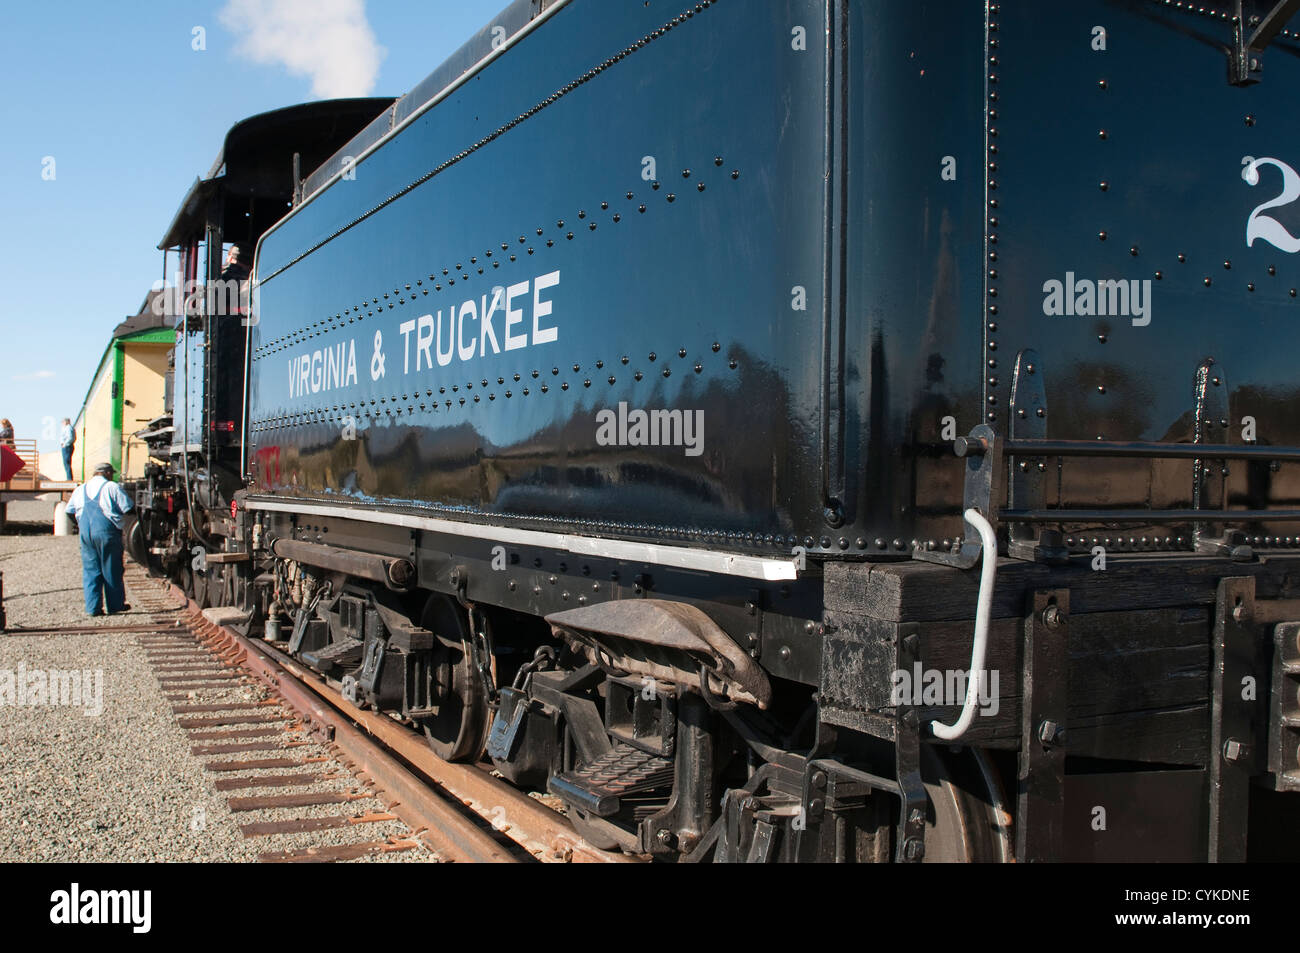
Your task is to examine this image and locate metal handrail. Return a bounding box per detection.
[1003,439,1300,461]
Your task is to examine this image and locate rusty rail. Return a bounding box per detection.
[168,582,632,863]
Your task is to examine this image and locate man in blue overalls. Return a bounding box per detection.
[65,461,134,616]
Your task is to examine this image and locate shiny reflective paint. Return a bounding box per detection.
[993,1,1300,539]
[248,0,1300,559]
[247,0,985,558]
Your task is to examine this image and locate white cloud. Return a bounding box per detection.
[219,0,386,99]
[13,370,55,381]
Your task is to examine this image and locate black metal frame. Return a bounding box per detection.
[1016,590,1069,863]
[1231,0,1300,84]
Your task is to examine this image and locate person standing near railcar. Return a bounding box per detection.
[65,462,133,616]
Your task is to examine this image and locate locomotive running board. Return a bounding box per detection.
[242,498,801,582]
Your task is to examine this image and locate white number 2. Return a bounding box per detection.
[1243,156,1300,253]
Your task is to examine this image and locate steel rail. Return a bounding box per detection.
[152,576,633,863]
[180,598,519,863]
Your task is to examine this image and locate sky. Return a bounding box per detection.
[0,0,508,454]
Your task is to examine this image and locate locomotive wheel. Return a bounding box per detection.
[918,746,1005,863]
[418,594,491,763]
[126,519,166,577]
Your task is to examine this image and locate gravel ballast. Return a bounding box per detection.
[0,518,434,862]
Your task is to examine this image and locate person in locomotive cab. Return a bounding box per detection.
[218,243,251,319]
[221,242,250,281]
[65,462,133,616]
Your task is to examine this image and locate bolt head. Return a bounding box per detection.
[1224,738,1251,763]
[1037,719,1065,746]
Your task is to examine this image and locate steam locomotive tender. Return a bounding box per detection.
[158,0,1300,861]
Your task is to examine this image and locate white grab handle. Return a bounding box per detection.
[929,508,998,741]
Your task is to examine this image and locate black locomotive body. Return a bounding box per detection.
[154,0,1300,861]
[126,100,394,600]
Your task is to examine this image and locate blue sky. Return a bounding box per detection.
[0,0,506,453]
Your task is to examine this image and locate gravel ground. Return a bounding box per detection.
[0,520,436,862]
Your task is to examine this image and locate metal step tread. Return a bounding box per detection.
[300,637,364,669]
[548,743,673,817]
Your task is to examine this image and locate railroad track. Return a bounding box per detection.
[118,562,630,864]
